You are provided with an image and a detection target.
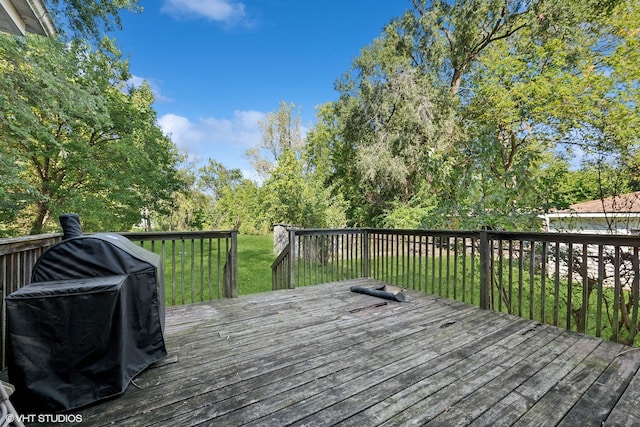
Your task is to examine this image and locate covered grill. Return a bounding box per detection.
[6,214,167,412]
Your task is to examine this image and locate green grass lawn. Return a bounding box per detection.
[149,233,274,305]
[237,234,274,295]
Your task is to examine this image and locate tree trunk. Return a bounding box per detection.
[30,202,50,235]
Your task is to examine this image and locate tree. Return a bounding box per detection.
[44,0,141,45]
[326,24,457,225]
[407,0,535,94]
[329,0,532,226]
[306,102,366,225]
[0,35,181,235]
[533,0,640,226]
[246,101,304,180]
[197,159,263,232]
[261,150,346,229]
[214,178,265,233]
[314,0,635,230]
[197,159,244,200]
[242,101,347,230]
[151,156,214,232]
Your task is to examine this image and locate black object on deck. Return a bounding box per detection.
[6,215,167,412]
[350,285,407,302]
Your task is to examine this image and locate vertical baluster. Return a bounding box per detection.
[453,237,459,301]
[445,236,451,299]
[518,240,524,318]
[431,236,436,294]
[418,234,424,293]
[206,238,212,300]
[553,241,561,327]
[171,239,177,305]
[508,239,513,315]
[461,237,467,302]
[497,238,503,313]
[629,246,640,344]
[529,240,535,320]
[566,243,574,331]
[438,236,444,296]
[190,239,195,303]
[612,246,620,343]
[595,245,604,337]
[541,241,548,324]
[200,239,204,301]
[470,236,476,305]
[580,243,589,333]
[217,238,222,298]
[411,234,416,290]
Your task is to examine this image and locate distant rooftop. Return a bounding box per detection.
[0,0,55,36]
[562,191,640,214]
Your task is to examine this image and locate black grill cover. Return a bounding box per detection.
[6,231,167,412]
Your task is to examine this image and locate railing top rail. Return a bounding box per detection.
[360,228,640,246]
[365,228,480,238]
[119,230,237,241]
[0,230,238,255]
[0,233,62,256]
[484,230,640,245]
[271,242,291,269]
[291,228,365,237]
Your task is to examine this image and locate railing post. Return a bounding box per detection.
[223,231,238,298]
[272,260,277,290]
[288,229,296,289]
[362,229,370,278]
[479,230,492,310]
[1,255,6,370]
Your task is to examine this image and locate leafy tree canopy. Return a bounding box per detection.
[44,0,141,45]
[310,0,638,230]
[0,34,181,235]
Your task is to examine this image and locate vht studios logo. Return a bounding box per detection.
[7,413,83,423]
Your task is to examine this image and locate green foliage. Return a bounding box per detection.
[44,0,141,45]
[261,149,346,228]
[214,180,266,234]
[74,0,640,237]
[246,101,304,180]
[243,101,347,231]
[309,0,639,230]
[0,35,181,235]
[197,159,244,200]
[382,192,438,230]
[158,100,349,234]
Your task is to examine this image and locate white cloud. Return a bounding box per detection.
[158,111,265,171]
[158,114,205,146]
[127,75,145,88]
[127,75,172,103]
[161,0,247,24]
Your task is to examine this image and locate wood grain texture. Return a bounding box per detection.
[18,278,640,426]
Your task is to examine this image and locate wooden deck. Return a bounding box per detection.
[38,279,640,425]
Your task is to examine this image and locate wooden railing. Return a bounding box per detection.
[272,228,640,346]
[0,233,64,371]
[0,230,238,369]
[121,231,238,302]
[272,228,365,290]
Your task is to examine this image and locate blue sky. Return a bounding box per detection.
[114,0,412,178]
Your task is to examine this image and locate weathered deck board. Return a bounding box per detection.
[20,278,640,426]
